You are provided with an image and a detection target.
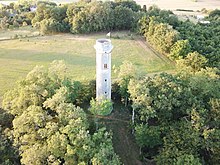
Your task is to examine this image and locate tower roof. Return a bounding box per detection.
[94,39,113,53]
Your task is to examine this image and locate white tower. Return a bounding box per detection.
[94,39,113,101]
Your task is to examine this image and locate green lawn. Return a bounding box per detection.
[0,26,40,40]
[0,29,174,104]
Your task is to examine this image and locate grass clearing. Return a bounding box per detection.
[0,26,40,40]
[0,29,174,104]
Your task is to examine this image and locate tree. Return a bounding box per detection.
[146,18,179,54]
[31,2,69,34]
[176,51,208,75]
[156,121,203,164]
[136,6,219,68]
[0,108,13,129]
[117,61,137,106]
[204,99,220,164]
[169,40,191,60]
[90,128,121,165]
[115,0,141,12]
[31,2,54,26]
[208,9,220,20]
[0,127,20,165]
[70,1,115,33]
[3,61,121,165]
[0,108,20,165]
[135,124,162,154]
[113,5,135,30]
[137,15,150,35]
[176,17,220,68]
[129,73,195,124]
[128,71,220,163]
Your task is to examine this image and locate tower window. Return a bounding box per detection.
[105,91,107,95]
[105,79,107,82]
[104,64,108,69]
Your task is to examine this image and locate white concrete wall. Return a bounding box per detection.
[94,39,113,101]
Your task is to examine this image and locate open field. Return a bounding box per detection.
[136,0,220,10]
[0,26,40,40]
[0,28,174,104]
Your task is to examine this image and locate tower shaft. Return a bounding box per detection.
[94,39,113,101]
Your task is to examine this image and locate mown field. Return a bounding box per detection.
[0,27,174,103]
[138,0,220,10]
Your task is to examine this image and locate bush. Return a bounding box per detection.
[90,98,113,116]
[174,154,202,165]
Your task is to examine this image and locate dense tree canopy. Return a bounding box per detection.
[27,0,141,34]
[0,109,20,165]
[138,6,220,68]
[1,0,140,33]
[70,1,114,33]
[138,12,179,55]
[169,39,191,60]
[116,61,137,106]
[2,61,121,165]
[176,20,220,68]
[128,59,220,164]
[0,0,34,29]
[32,2,69,34]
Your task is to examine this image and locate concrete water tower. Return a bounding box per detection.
[94,39,113,101]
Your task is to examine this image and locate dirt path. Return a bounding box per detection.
[99,104,145,165]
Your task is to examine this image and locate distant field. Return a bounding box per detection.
[0,26,40,40]
[136,0,220,10]
[0,27,174,103]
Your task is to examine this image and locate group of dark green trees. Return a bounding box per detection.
[0,0,220,164]
[1,61,121,164]
[138,6,220,69]
[129,67,220,164]
[114,55,219,164]
[127,6,220,164]
[113,4,220,164]
[32,0,142,34]
[1,60,219,165]
[0,0,142,33]
[0,0,35,29]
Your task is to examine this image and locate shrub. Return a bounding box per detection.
[90,98,113,116]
